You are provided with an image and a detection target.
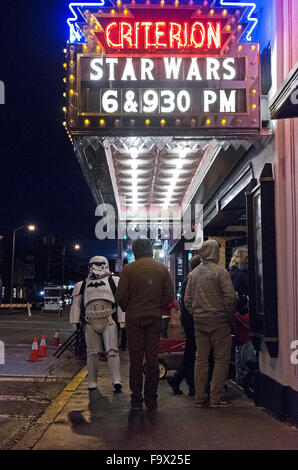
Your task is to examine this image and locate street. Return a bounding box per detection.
[0,310,84,449]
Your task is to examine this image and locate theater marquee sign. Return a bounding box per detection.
[64,2,261,137]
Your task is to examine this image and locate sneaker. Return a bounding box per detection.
[167,377,183,395]
[114,383,122,394]
[131,404,143,411]
[145,402,158,411]
[194,401,208,408]
[210,400,233,409]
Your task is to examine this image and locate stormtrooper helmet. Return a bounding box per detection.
[88,256,110,279]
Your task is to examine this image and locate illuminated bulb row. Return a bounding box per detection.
[130,147,139,210]
[82,116,264,129]
[163,148,189,209]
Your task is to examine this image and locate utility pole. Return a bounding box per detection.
[62,244,66,289]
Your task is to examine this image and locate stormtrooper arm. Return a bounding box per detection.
[70,281,84,325]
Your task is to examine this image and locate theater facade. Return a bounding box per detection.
[63,0,298,425]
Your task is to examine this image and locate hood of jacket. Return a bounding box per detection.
[197,240,220,263]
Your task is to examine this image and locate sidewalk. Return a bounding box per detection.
[0,311,84,449]
[14,352,298,450]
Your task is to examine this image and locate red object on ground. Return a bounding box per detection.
[26,338,42,362]
[161,299,180,316]
[53,329,60,346]
[158,338,185,355]
[38,335,48,357]
[234,312,250,345]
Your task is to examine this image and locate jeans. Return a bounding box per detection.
[235,341,256,385]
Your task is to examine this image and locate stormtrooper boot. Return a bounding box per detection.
[107,352,122,393]
[87,354,99,390]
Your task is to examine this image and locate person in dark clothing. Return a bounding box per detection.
[229,249,256,385]
[116,238,175,411]
[167,255,201,397]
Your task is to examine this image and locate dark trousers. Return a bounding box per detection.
[174,324,197,389]
[126,316,161,407]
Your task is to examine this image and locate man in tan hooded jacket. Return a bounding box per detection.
[184,240,237,408]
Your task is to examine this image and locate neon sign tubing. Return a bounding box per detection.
[67,2,105,43]
[218,0,258,41]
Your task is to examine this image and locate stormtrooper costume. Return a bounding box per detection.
[70,256,125,392]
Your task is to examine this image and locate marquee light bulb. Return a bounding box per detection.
[84,119,90,126]
[99,119,105,126]
[63,121,67,127]
[206,119,211,125]
[111,9,115,14]
[221,119,227,125]
[223,9,227,16]
[69,74,75,81]
[124,9,128,15]
[130,147,138,159]
[69,89,74,96]
[62,107,67,113]
[145,119,151,126]
[160,119,166,127]
[252,104,257,109]
[63,63,67,69]
[180,148,189,159]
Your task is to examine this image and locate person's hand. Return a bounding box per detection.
[119,322,126,329]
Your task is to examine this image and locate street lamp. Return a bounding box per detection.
[62,243,81,290]
[10,225,36,306]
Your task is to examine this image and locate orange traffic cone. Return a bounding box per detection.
[38,335,48,357]
[26,338,42,362]
[53,329,60,346]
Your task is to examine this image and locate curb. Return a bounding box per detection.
[12,368,88,450]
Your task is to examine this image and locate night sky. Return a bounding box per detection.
[0,0,117,262]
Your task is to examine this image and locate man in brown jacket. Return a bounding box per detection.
[185,240,237,409]
[115,238,174,411]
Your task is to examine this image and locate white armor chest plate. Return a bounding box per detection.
[84,277,115,308]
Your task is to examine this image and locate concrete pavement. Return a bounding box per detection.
[15,352,298,451]
[0,310,84,449]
